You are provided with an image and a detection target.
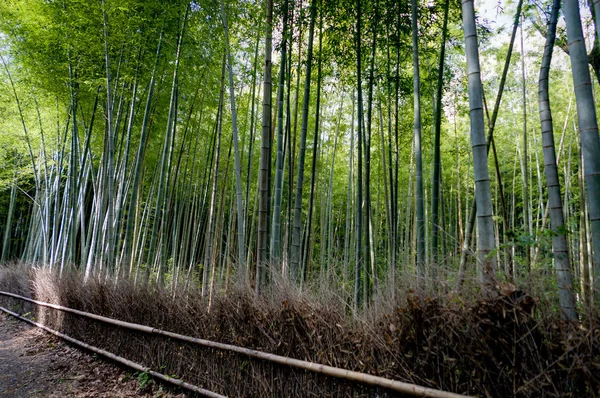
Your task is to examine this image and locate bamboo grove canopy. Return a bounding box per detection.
[0,0,599,320]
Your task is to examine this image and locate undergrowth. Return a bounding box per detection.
[0,264,598,397]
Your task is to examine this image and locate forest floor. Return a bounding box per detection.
[0,313,186,398]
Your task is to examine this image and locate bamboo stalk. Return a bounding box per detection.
[219,0,247,271]
[1,163,18,262]
[0,291,472,398]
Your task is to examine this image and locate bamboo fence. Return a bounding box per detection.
[0,290,474,398]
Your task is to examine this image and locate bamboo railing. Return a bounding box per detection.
[0,305,225,398]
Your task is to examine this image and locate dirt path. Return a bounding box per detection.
[0,313,185,397]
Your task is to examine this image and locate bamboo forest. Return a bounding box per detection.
[0,0,599,396]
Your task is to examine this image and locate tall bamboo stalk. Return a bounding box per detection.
[303,4,323,282]
[412,0,425,277]
[457,0,523,290]
[538,0,578,320]
[461,0,497,295]
[563,0,600,305]
[219,0,247,272]
[257,0,274,292]
[290,0,317,283]
[431,0,450,275]
[354,0,365,313]
[271,0,289,267]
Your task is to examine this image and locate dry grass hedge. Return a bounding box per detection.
[0,264,598,397]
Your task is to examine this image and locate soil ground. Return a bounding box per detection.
[0,313,186,398]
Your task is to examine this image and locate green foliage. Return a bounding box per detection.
[136,370,152,389]
[0,0,594,311]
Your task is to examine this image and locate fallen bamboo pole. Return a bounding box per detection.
[0,305,226,398]
[0,290,474,398]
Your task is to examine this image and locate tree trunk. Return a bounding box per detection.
[431,0,450,277]
[461,0,497,295]
[303,6,323,281]
[354,0,365,314]
[579,144,592,308]
[102,0,116,276]
[290,0,317,283]
[563,0,600,306]
[364,0,379,298]
[202,58,225,297]
[520,18,532,272]
[344,95,355,294]
[412,0,425,278]
[257,0,273,293]
[271,0,289,265]
[220,0,247,271]
[538,0,578,320]
[1,165,17,263]
[456,0,523,290]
